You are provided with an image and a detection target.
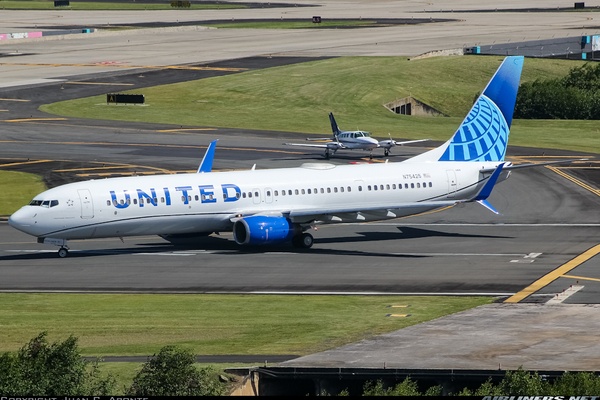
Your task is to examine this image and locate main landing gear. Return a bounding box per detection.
[292,232,314,248]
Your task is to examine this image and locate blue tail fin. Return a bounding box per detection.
[407,56,524,163]
[329,112,341,137]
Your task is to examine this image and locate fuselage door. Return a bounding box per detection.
[264,187,273,204]
[252,188,261,204]
[446,170,458,198]
[77,189,94,219]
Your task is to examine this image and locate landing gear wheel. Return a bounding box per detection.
[293,233,314,248]
[324,150,330,159]
[384,149,389,157]
[301,233,314,248]
[58,247,69,258]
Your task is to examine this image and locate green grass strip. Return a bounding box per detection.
[0,293,493,356]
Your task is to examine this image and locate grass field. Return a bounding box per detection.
[0,170,47,216]
[40,56,600,154]
[0,293,493,356]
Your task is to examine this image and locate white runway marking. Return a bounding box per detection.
[511,252,542,263]
[546,285,584,304]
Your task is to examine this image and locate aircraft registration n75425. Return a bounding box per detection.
[10,56,559,257]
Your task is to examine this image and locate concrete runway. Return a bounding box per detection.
[1,0,600,375]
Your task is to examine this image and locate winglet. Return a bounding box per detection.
[473,162,505,201]
[477,199,500,215]
[197,139,218,173]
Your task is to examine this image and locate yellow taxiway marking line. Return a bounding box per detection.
[0,159,52,167]
[547,166,600,196]
[562,274,600,283]
[66,81,135,86]
[504,243,600,303]
[0,98,30,102]
[4,118,67,122]
[53,165,156,173]
[158,128,217,132]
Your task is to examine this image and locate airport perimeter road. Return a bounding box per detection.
[1,0,599,86]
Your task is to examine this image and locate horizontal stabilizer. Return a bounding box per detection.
[481,158,588,173]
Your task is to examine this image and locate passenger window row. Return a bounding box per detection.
[106,181,434,206]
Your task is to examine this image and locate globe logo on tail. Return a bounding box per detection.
[439,94,508,162]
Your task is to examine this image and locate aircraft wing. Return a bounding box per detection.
[229,200,456,224]
[282,200,458,223]
[378,138,430,149]
[283,142,346,150]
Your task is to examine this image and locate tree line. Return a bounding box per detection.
[2,332,600,396]
[0,332,228,396]
[515,62,600,120]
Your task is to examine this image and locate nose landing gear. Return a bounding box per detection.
[37,237,70,258]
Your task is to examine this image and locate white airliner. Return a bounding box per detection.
[284,112,428,159]
[11,56,537,257]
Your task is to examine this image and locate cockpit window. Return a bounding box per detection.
[29,199,59,207]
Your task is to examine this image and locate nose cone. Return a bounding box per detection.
[367,137,380,147]
[8,207,37,236]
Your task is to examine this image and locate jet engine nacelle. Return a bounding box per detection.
[233,215,296,245]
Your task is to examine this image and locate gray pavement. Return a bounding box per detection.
[1,0,600,86]
[281,303,600,371]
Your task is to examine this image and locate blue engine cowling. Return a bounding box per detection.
[233,215,295,245]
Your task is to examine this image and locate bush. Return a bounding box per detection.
[129,345,227,396]
[0,331,115,395]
